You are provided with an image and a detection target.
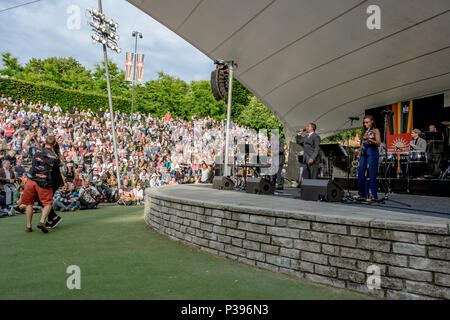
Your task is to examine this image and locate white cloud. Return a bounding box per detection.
[0,0,213,82]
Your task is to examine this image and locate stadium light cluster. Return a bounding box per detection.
[88,7,121,54]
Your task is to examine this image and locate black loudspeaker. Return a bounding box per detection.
[212,176,235,190]
[300,179,344,202]
[210,68,229,101]
[246,177,275,195]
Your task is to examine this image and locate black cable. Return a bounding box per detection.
[0,0,41,14]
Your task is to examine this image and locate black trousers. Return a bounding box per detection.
[80,198,100,210]
[275,154,285,187]
[302,161,319,180]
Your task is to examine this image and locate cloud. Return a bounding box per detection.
[0,0,214,82]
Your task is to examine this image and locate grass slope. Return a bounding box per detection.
[0,206,370,300]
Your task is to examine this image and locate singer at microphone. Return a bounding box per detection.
[296,123,321,183]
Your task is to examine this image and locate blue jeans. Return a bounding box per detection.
[357,146,379,199]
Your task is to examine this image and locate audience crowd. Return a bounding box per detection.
[0,94,281,216]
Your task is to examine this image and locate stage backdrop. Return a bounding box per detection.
[386,100,413,153]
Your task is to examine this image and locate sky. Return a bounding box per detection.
[0,0,214,82]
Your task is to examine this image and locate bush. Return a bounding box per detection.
[0,77,131,113]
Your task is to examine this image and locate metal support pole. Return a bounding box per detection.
[224,62,234,177]
[98,0,121,190]
[130,33,138,122]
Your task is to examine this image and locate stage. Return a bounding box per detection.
[333,177,450,198]
[274,187,450,218]
[145,184,450,300]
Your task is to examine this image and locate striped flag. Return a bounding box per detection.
[125,52,134,82]
[135,53,145,83]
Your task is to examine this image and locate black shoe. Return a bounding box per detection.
[47,216,63,229]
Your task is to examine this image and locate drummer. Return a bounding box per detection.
[408,129,426,178]
[409,129,426,152]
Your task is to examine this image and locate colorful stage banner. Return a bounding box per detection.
[125,52,134,82]
[135,53,145,83]
[386,100,414,153]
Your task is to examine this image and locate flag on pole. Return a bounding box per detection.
[125,52,134,82]
[135,53,145,83]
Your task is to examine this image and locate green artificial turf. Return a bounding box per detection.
[0,206,371,300]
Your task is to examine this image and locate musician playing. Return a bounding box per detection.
[296,123,321,182]
[405,129,427,178]
[356,115,381,200]
[409,129,426,152]
[426,124,444,177]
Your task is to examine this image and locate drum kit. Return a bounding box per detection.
[379,150,427,180]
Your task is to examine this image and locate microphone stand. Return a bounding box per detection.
[344,118,356,200]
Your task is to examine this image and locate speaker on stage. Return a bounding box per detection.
[300,179,344,202]
[212,176,235,190]
[245,177,275,195]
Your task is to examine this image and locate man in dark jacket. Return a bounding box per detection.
[296,123,321,182]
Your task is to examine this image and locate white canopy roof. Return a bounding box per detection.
[127,0,450,138]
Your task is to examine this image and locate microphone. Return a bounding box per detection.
[347,117,359,121]
[381,110,394,115]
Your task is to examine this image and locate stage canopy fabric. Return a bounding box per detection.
[127,0,450,139]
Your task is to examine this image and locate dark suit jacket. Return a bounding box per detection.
[0,167,17,190]
[296,132,321,163]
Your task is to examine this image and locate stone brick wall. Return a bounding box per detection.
[144,192,450,300]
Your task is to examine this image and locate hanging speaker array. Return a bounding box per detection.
[211,61,229,101]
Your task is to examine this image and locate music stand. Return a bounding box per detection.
[319,143,348,180]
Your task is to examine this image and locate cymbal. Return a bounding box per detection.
[441,121,450,126]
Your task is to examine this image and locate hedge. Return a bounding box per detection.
[0,77,131,113]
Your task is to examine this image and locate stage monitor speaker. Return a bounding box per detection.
[300,179,344,202]
[212,176,235,190]
[246,177,275,195]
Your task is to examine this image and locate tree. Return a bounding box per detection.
[0,52,24,77]
[238,96,283,132]
[188,80,226,119]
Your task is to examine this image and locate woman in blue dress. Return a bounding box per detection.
[356,115,381,200]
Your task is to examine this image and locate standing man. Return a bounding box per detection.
[21,135,61,233]
[296,123,321,183]
[426,124,444,177]
[274,137,285,190]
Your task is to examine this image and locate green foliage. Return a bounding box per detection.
[188,80,226,120]
[238,96,284,136]
[0,52,24,77]
[323,129,362,143]
[0,77,131,113]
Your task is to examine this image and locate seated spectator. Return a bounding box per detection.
[53,183,75,212]
[133,183,144,205]
[13,158,26,178]
[4,150,17,167]
[0,160,18,207]
[200,162,210,183]
[4,122,15,143]
[78,180,100,210]
[68,182,80,207]
[118,178,134,206]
